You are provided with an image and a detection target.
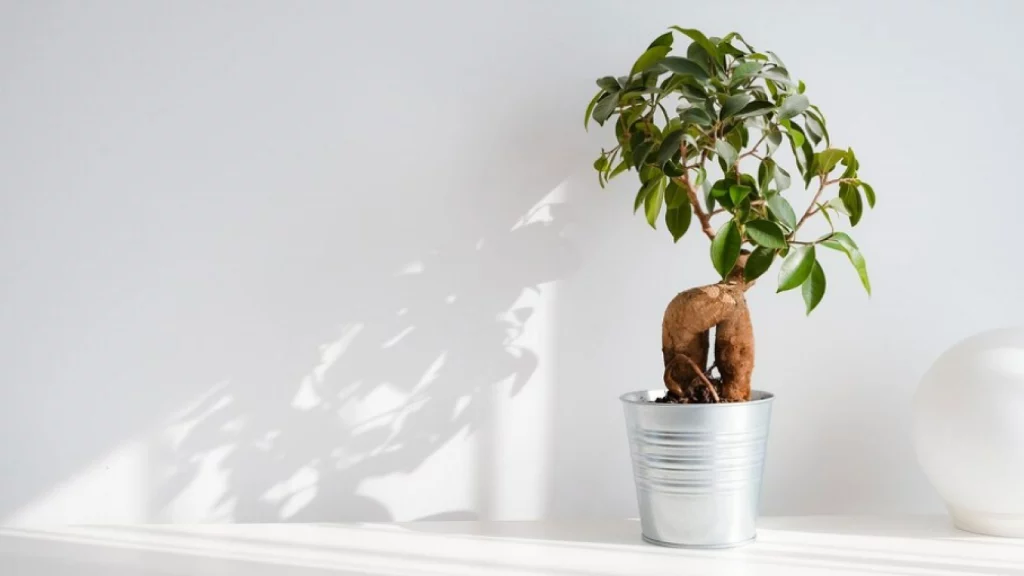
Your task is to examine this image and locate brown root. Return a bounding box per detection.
[661,256,754,403]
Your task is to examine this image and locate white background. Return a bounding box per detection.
[2,0,1021,525]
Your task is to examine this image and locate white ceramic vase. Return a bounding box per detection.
[913,327,1024,537]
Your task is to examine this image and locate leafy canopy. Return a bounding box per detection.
[587,28,874,314]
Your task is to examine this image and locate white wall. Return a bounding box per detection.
[2,0,1022,524]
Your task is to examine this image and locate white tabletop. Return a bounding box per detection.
[2,516,1023,576]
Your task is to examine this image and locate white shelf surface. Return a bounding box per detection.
[3,516,1023,575]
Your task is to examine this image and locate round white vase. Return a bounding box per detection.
[913,327,1024,537]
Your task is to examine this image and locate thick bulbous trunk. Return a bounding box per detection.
[661,261,754,403]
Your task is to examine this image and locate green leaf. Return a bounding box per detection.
[827,196,850,215]
[806,110,830,147]
[766,129,783,155]
[715,140,738,169]
[758,66,795,86]
[710,220,742,278]
[779,93,809,120]
[730,61,763,85]
[660,57,710,80]
[722,93,754,119]
[860,181,876,208]
[746,219,788,249]
[821,232,871,295]
[758,158,775,192]
[784,123,805,148]
[644,177,666,228]
[777,245,815,292]
[584,90,603,130]
[665,202,692,242]
[766,194,797,229]
[649,31,674,49]
[801,261,826,314]
[631,45,671,76]
[665,180,687,208]
[632,139,655,168]
[734,100,775,119]
[729,184,752,205]
[704,178,716,212]
[804,112,825,146]
[662,161,684,177]
[670,27,720,65]
[596,77,620,91]
[798,80,806,94]
[774,165,792,191]
[840,183,864,226]
[679,106,713,126]
[744,246,776,282]
[815,148,847,175]
[608,158,628,179]
[593,155,609,171]
[634,183,649,213]
[592,93,617,125]
[656,130,684,165]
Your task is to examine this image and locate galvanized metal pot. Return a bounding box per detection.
[620,389,775,548]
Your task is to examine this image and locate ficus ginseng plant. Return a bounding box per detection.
[587,27,874,403]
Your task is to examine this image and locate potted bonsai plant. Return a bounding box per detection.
[586,27,874,548]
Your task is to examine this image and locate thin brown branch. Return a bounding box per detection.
[790,175,829,238]
[675,353,720,403]
[676,141,716,240]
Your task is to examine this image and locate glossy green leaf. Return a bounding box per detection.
[715,140,738,169]
[729,184,752,205]
[711,220,742,278]
[804,112,825,146]
[784,123,805,148]
[665,202,692,242]
[608,158,628,179]
[662,161,684,177]
[596,76,620,91]
[758,158,775,192]
[656,130,684,165]
[827,197,850,215]
[839,182,863,226]
[679,106,713,126]
[631,45,671,76]
[815,148,847,175]
[758,66,795,86]
[665,180,687,208]
[801,261,826,314]
[593,155,609,171]
[734,100,775,119]
[671,27,720,64]
[798,80,806,94]
[777,245,815,292]
[645,177,666,228]
[779,93,809,120]
[584,90,603,130]
[821,232,871,295]
[743,246,776,282]
[860,181,876,208]
[766,129,783,155]
[722,93,754,118]
[766,194,797,229]
[660,57,710,80]
[592,93,617,125]
[746,219,788,249]
[730,61,763,84]
[634,183,649,213]
[774,165,792,191]
[632,139,655,168]
[649,31,674,49]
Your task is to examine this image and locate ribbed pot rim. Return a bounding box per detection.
[619,389,775,407]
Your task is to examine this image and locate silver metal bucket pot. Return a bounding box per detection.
[621,390,775,548]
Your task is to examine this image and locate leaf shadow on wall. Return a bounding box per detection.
[152,187,581,522]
